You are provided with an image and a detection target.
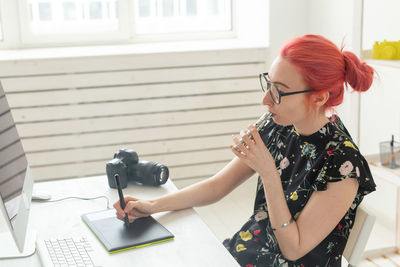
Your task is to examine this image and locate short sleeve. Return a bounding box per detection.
[312,145,376,196]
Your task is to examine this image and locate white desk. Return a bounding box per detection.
[0,176,240,267]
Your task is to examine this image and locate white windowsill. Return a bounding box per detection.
[0,38,268,62]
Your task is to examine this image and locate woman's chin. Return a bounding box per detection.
[272,116,291,127]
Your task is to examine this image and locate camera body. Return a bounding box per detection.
[106,148,169,189]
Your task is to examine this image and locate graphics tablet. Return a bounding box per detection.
[82,209,174,253]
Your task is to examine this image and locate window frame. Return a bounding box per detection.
[17,0,132,46]
[132,0,236,43]
[0,0,237,48]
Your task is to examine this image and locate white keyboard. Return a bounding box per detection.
[36,236,101,267]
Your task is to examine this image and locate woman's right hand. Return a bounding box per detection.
[113,196,154,223]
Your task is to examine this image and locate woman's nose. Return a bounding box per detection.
[262,90,274,106]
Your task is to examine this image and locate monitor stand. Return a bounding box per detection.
[0,229,36,259]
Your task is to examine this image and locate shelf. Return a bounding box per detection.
[365,59,400,68]
[361,49,400,68]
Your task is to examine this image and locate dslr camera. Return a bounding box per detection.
[106,148,169,189]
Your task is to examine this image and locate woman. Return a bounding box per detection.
[114,34,376,266]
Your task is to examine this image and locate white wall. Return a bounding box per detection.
[360,64,400,156]
[268,0,361,145]
[305,0,400,155]
[307,0,361,145]
[268,0,355,65]
[360,0,400,155]
[236,0,269,45]
[267,0,309,66]
[307,0,354,47]
[363,0,400,50]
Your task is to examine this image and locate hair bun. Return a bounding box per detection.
[342,51,374,92]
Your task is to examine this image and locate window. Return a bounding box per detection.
[134,0,232,35]
[17,0,129,45]
[27,0,119,34]
[0,0,234,47]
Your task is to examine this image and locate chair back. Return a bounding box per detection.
[343,204,376,267]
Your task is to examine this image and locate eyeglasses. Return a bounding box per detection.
[259,72,313,104]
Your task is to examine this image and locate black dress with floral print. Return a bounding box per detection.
[223,116,376,267]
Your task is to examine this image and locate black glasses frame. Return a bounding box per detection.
[259,72,313,104]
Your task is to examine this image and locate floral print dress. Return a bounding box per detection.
[223,116,376,267]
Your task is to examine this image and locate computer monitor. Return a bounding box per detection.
[0,82,36,258]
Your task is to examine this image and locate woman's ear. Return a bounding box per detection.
[311,91,330,107]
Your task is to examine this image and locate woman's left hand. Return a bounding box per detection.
[230,125,276,178]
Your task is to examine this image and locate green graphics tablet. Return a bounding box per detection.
[81,209,174,253]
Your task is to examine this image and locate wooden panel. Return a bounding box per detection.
[26,134,235,166]
[6,78,259,107]
[2,63,264,92]
[16,105,264,137]
[0,47,268,182]
[170,161,230,180]
[0,48,267,77]
[20,119,253,152]
[30,159,231,181]
[11,92,260,122]
[134,148,232,167]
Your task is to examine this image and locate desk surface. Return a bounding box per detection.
[1,176,239,267]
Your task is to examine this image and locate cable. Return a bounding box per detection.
[32,195,110,209]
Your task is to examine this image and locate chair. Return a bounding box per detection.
[343,204,376,267]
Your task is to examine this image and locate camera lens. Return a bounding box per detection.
[159,167,168,184]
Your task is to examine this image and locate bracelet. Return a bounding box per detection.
[271,217,294,231]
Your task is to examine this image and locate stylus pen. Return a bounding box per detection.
[114,174,130,226]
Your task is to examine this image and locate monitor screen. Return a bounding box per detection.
[0,96,27,228]
[0,82,34,254]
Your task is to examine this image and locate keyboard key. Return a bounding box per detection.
[37,236,101,267]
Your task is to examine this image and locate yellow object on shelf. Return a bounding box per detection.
[372,40,400,60]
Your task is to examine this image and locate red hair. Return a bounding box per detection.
[280,35,374,111]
